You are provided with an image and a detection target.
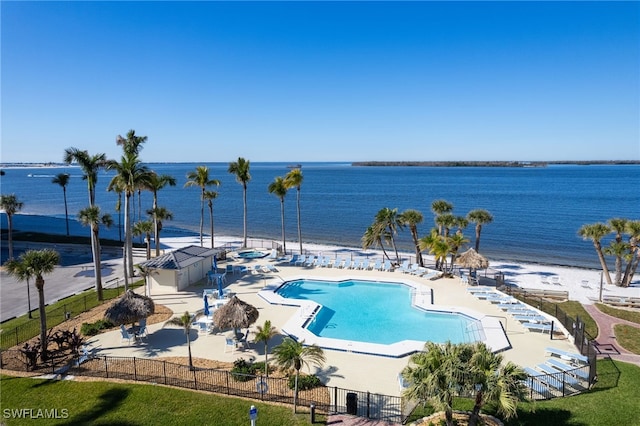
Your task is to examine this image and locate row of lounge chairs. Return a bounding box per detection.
[522,347,590,397]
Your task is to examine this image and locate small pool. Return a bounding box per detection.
[276,279,482,346]
[237,250,268,259]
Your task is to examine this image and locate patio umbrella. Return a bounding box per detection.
[213,255,218,272]
[455,248,490,279]
[104,290,155,326]
[213,295,259,334]
[203,294,210,316]
[217,275,224,299]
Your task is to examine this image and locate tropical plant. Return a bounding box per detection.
[272,337,326,413]
[107,153,152,285]
[132,220,154,260]
[147,206,173,256]
[184,166,220,247]
[623,220,640,287]
[51,173,71,236]
[4,258,34,318]
[284,168,303,254]
[431,199,453,236]
[0,193,23,260]
[143,172,176,255]
[5,249,60,361]
[63,148,107,206]
[374,207,403,264]
[253,320,279,377]
[605,218,629,286]
[399,209,424,266]
[228,157,251,247]
[78,205,113,299]
[268,176,288,253]
[467,209,493,253]
[165,311,196,370]
[361,225,391,261]
[203,190,219,248]
[446,232,469,275]
[579,223,614,285]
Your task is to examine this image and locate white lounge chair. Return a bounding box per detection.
[382,260,392,272]
[333,257,344,268]
[360,259,370,270]
[537,363,580,387]
[305,256,316,267]
[546,358,589,380]
[342,259,352,269]
[398,260,411,273]
[513,315,551,324]
[372,259,382,271]
[295,255,307,266]
[524,367,563,390]
[523,323,552,333]
[545,347,588,364]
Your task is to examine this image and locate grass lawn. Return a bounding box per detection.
[0,375,319,425]
[595,303,640,324]
[558,301,598,338]
[408,359,640,426]
[614,324,640,354]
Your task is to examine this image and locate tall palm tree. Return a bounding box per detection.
[579,223,613,285]
[467,209,493,253]
[607,218,629,286]
[228,157,251,247]
[184,166,220,247]
[273,337,326,413]
[116,129,147,156]
[419,228,449,272]
[285,168,303,254]
[374,207,403,264]
[268,176,288,253]
[401,341,466,426]
[5,249,60,361]
[107,153,151,283]
[253,320,279,377]
[143,172,176,255]
[447,232,469,275]
[165,311,196,370]
[63,148,107,206]
[0,194,23,260]
[51,173,71,236]
[78,205,113,299]
[203,190,219,248]
[466,343,527,426]
[399,209,424,266]
[623,220,640,287]
[362,225,391,261]
[4,258,34,318]
[435,213,457,238]
[147,206,173,256]
[132,220,154,260]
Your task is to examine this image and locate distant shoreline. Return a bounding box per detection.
[351,160,640,167]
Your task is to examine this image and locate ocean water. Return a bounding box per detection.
[1,162,638,269]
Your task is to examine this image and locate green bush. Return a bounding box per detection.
[287,374,323,390]
[80,319,114,336]
[253,361,275,375]
[231,358,257,382]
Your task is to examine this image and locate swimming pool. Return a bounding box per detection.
[276,279,482,346]
[237,250,268,259]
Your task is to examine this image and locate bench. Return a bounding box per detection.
[504,287,569,301]
[602,296,640,308]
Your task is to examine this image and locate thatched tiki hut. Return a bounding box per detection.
[104,290,155,327]
[213,295,259,335]
[455,248,490,281]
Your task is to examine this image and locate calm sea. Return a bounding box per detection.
[1,163,638,269]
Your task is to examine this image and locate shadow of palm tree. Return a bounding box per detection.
[63,387,138,425]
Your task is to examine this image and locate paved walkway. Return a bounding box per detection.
[583,304,640,366]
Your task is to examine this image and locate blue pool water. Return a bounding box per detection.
[237,250,268,259]
[277,279,479,345]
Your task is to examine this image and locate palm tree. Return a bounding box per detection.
[402,341,466,426]
[107,153,151,284]
[447,232,469,275]
[420,228,449,272]
[116,129,148,221]
[143,172,176,255]
[0,194,23,260]
[253,320,279,377]
[285,168,303,254]
[132,220,154,260]
[374,207,403,264]
[465,343,527,426]
[51,173,71,236]
[606,218,629,286]
[78,205,113,299]
[273,337,326,413]
[228,157,251,247]
[579,223,613,285]
[623,220,640,287]
[164,311,196,370]
[399,209,424,266]
[147,206,173,256]
[268,176,288,253]
[431,199,453,236]
[63,148,107,206]
[184,166,220,247]
[203,190,219,248]
[362,225,391,261]
[467,209,493,253]
[4,258,34,318]
[5,249,60,361]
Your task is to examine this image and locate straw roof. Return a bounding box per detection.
[104,290,155,325]
[213,296,259,330]
[455,248,490,270]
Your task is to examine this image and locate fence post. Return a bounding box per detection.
[226,370,230,394]
[366,391,370,418]
[193,368,197,390]
[133,358,137,381]
[104,356,109,379]
[163,361,167,385]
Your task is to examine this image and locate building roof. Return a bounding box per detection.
[138,245,223,270]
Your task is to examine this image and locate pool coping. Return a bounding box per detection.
[257,274,511,358]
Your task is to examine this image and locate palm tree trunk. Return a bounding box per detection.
[209,204,214,249]
[36,280,48,362]
[7,214,13,259]
[153,193,160,257]
[296,187,302,254]
[293,370,299,413]
[199,189,205,247]
[187,334,194,370]
[623,251,639,287]
[63,187,69,236]
[280,199,286,254]
[145,234,151,260]
[92,227,104,301]
[125,193,134,279]
[475,225,482,252]
[411,226,423,266]
[123,244,129,291]
[243,184,248,247]
[389,227,400,264]
[594,242,613,285]
[468,391,483,426]
[26,278,32,318]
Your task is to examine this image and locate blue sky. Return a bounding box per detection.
[2,1,638,163]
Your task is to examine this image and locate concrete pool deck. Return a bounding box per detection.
[84,253,582,396]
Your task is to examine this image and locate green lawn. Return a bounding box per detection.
[614,324,640,354]
[0,375,318,426]
[595,303,640,324]
[558,301,598,338]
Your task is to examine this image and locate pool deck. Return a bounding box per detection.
[85,255,581,396]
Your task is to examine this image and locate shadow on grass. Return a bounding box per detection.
[61,387,138,426]
[505,407,579,426]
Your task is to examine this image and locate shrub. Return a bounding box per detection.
[81,319,114,336]
[288,374,323,390]
[231,358,257,382]
[253,361,275,375]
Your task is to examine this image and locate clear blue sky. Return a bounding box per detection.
[2,1,638,163]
